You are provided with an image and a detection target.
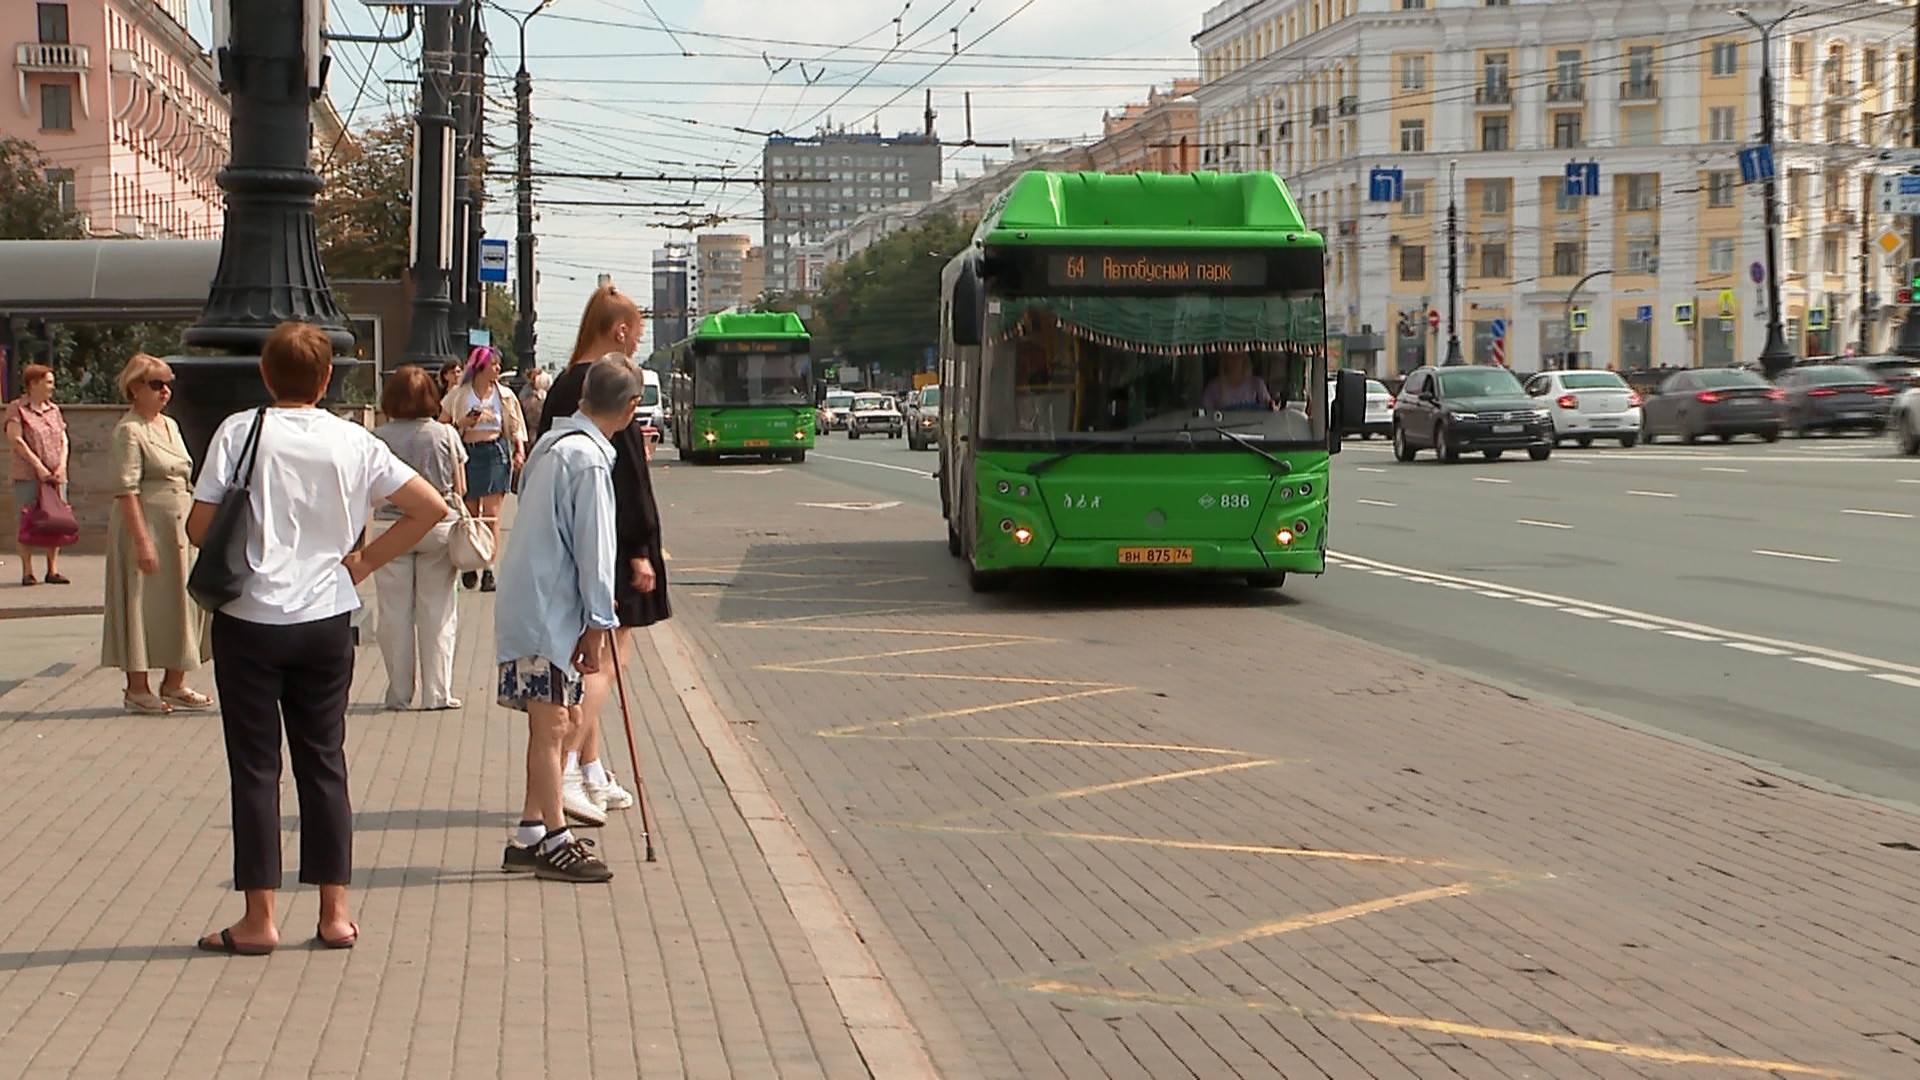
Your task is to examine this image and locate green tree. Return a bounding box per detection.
[814,216,973,380]
[0,136,83,239]
[317,114,412,280]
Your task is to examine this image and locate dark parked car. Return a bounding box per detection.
[906,384,942,450]
[1391,365,1554,463]
[1774,363,1894,436]
[1640,367,1784,443]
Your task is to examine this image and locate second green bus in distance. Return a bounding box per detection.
[664,312,816,464]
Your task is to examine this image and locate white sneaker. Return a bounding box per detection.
[586,770,635,810]
[562,770,608,826]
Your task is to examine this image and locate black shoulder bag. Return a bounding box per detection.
[187,407,267,613]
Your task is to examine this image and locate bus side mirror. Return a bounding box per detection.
[951,261,984,347]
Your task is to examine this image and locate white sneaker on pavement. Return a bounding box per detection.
[562,768,608,826]
[586,771,635,810]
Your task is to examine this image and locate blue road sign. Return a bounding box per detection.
[478,238,509,284]
[1368,167,1404,203]
[1737,145,1775,185]
[468,329,491,347]
[1489,318,1507,340]
[924,346,937,372]
[1564,161,1601,198]
[1636,305,1653,324]
[1900,175,1920,196]
[1749,261,1766,285]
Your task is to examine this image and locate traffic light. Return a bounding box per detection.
[1900,287,1916,306]
[1908,259,1920,291]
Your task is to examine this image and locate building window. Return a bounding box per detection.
[1823,237,1842,275]
[1554,182,1579,213]
[1554,48,1582,89]
[1623,107,1657,146]
[1709,41,1740,78]
[1708,171,1735,207]
[1624,173,1659,211]
[1400,244,1426,281]
[1401,0,1424,9]
[1709,106,1737,142]
[1865,48,1880,86]
[1626,239,1657,274]
[1399,119,1426,152]
[1482,52,1510,97]
[1402,181,1427,216]
[1552,111,1583,149]
[1865,112,1880,144]
[1787,236,1803,271]
[1481,115,1509,151]
[1400,54,1427,91]
[1788,171,1808,205]
[37,3,69,43]
[1825,105,1848,143]
[40,84,72,132]
[1479,242,1508,279]
[1791,40,1808,77]
[1552,242,1584,276]
[1788,105,1806,140]
[1481,179,1510,214]
[1708,237,1735,274]
[1627,44,1655,89]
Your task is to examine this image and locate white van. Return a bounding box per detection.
[636,368,663,432]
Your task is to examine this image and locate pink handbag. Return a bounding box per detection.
[18,481,78,549]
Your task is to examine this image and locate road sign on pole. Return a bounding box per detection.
[1876,174,1920,216]
[1427,309,1441,330]
[1880,229,1907,256]
[1570,309,1589,332]
[1489,317,1507,340]
[1807,307,1829,331]
[1563,160,1601,198]
[1635,304,1653,324]
[478,239,509,284]
[1719,289,1738,317]
[1674,302,1695,326]
[1737,145,1775,185]
[1368,168,1404,203]
[1748,262,1766,285]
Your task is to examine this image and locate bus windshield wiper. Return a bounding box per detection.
[1187,423,1292,474]
[1026,437,1131,475]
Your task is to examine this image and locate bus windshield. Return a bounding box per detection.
[693,352,813,407]
[978,291,1327,446]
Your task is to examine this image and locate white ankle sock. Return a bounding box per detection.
[563,750,581,776]
[515,820,546,847]
[582,760,609,787]
[537,827,573,855]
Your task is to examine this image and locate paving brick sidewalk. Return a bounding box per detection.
[0,558,870,1078]
[647,455,1920,1080]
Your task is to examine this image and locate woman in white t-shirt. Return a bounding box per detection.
[440,346,525,592]
[187,322,448,956]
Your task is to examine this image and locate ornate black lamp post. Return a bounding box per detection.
[168,0,362,471]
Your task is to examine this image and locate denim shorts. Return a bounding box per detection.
[497,656,584,713]
[464,438,512,498]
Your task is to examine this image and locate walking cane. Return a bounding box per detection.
[607,638,657,862]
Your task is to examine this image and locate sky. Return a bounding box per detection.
[186,0,1206,364]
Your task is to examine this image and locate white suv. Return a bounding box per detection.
[1523,369,1642,448]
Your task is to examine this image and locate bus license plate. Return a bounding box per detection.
[1492,423,1523,434]
[744,438,770,447]
[1117,546,1193,566]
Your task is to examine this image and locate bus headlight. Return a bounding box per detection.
[703,431,718,443]
[1013,526,1032,545]
[1276,529,1295,546]
[795,430,807,440]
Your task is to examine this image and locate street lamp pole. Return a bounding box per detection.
[1893,0,1920,357]
[1736,7,1799,376]
[402,0,459,368]
[1443,158,1464,365]
[503,0,555,375]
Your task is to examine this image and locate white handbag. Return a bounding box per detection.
[447,500,496,571]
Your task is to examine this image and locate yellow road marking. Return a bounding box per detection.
[817,687,1133,737]
[917,758,1277,823]
[760,665,1107,687]
[852,735,1251,755]
[1019,982,1848,1077]
[733,623,1055,640]
[789,640,1026,667]
[875,822,1453,867]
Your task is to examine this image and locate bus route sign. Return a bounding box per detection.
[1047,251,1268,290]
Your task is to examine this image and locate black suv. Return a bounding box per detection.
[1392,365,1554,462]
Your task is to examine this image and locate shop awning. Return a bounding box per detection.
[0,239,220,321]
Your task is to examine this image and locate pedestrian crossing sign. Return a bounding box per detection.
[1807,307,1829,331]
[1718,289,1737,317]
[1674,302,1695,326]
[1570,309,1589,332]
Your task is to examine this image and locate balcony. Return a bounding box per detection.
[1475,84,1513,106]
[1826,78,1857,100]
[1311,104,1330,127]
[1337,94,1358,117]
[15,42,93,120]
[1547,81,1585,102]
[1825,207,1858,229]
[1337,219,1358,236]
[1620,78,1659,101]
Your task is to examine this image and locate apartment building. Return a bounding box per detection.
[761,130,941,296]
[5,0,230,238]
[650,243,691,351]
[1193,0,1916,374]
[694,233,764,315]
[1085,79,1202,175]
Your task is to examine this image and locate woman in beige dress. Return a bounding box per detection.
[102,355,212,714]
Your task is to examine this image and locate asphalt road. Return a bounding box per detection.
[774,426,1920,810]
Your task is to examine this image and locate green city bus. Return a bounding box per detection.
[665,311,816,463]
[937,170,1364,591]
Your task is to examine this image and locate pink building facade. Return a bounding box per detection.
[6,0,228,239]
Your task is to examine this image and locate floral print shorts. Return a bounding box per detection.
[496,656,584,712]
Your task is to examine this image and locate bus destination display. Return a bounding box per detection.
[1045,251,1268,290]
[706,338,807,354]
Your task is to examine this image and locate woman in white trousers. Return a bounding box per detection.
[373,366,469,710]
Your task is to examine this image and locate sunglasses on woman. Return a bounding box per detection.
[147,379,173,391]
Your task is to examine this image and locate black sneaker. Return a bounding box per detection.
[535,837,613,883]
[502,841,538,874]
[479,570,497,593]
[461,571,478,590]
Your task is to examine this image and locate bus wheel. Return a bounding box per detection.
[792,450,807,463]
[1246,572,1286,588]
[947,519,963,557]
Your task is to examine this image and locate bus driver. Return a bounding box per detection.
[1201,349,1276,412]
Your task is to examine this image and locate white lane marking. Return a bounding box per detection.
[1325,550,1920,678]
[1511,597,1559,608]
[1356,498,1398,507]
[1752,549,1840,564]
[1356,466,1387,473]
[1703,466,1747,473]
[1473,477,1510,484]
[1517,519,1573,529]
[1370,568,1405,577]
[1793,656,1865,672]
[798,500,903,511]
[1662,630,1721,642]
[1627,490,1677,498]
[1562,608,1610,619]
[1725,642,1791,656]
[721,468,784,475]
[1870,672,1920,689]
[1841,508,1913,519]
[1611,619,1665,630]
[810,452,936,478]
[1899,479,1920,485]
